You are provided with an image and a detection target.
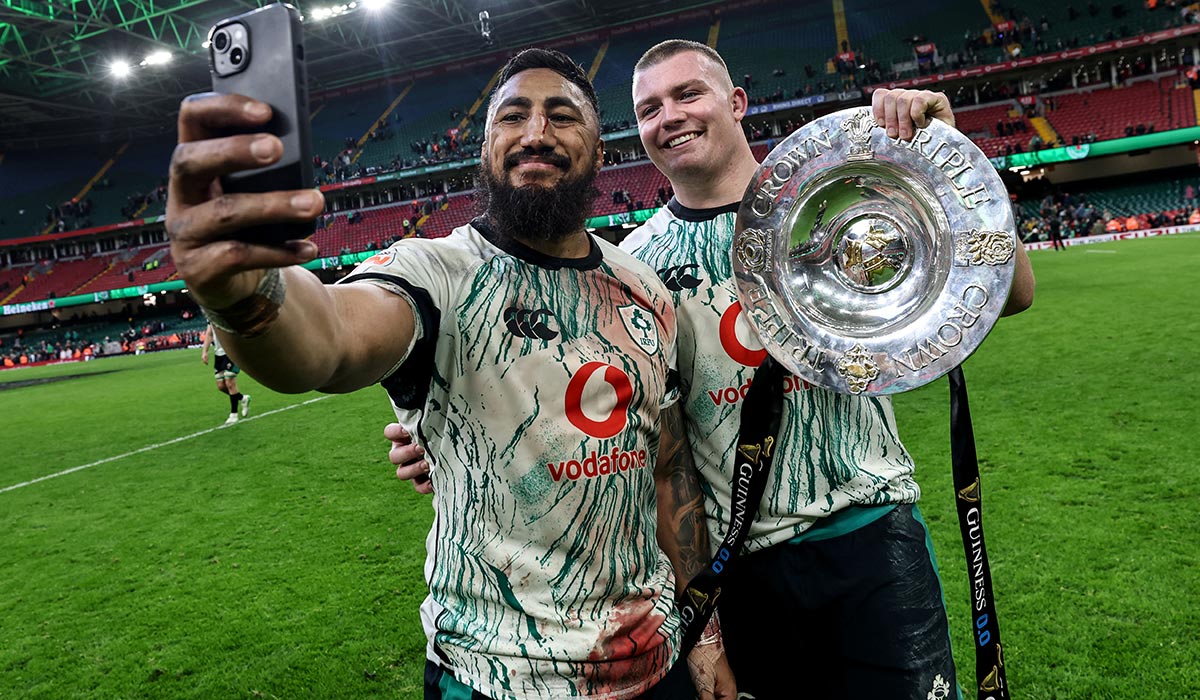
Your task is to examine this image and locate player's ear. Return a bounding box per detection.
[731,87,749,124]
[593,138,604,176]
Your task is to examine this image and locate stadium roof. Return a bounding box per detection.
[0,0,722,149]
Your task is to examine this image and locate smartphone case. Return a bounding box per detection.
[209,3,315,246]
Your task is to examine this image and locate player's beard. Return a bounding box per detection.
[476,153,599,244]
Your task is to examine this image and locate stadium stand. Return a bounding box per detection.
[0,144,111,240]
[998,1,1152,51]
[591,161,671,217]
[354,65,496,171]
[717,1,840,102]
[3,256,109,305]
[1045,76,1197,144]
[98,138,173,223]
[956,102,1037,157]
[311,85,405,167]
[844,0,989,68]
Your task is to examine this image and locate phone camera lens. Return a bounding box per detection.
[230,47,244,65]
[213,31,230,52]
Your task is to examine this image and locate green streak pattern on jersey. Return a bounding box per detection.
[343,224,680,700]
[621,204,920,554]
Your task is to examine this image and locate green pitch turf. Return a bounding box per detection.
[1,233,1197,699]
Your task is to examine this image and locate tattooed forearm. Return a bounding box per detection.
[655,403,711,595]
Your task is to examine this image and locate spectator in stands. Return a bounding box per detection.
[166,47,729,699]
[1048,214,1066,250]
[200,323,251,425]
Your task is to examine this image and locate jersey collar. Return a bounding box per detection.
[667,197,740,222]
[472,217,603,271]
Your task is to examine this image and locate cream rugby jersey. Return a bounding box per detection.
[341,218,681,700]
[620,200,921,554]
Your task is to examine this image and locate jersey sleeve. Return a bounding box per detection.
[335,241,456,400]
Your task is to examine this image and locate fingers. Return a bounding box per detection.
[397,463,433,494]
[884,91,901,139]
[168,188,324,245]
[166,91,325,305]
[390,427,432,494]
[170,133,282,206]
[178,92,273,144]
[871,88,887,135]
[894,91,915,140]
[928,91,955,129]
[401,469,434,494]
[383,422,411,443]
[910,95,931,130]
[390,441,425,469]
[872,88,903,138]
[871,89,955,140]
[180,237,317,278]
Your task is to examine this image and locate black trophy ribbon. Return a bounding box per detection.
[677,356,785,653]
[949,366,1009,700]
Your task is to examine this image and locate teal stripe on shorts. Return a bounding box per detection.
[437,669,477,700]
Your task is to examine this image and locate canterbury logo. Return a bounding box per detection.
[657,264,702,291]
[504,307,559,340]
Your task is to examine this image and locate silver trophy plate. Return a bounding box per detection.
[732,106,1017,395]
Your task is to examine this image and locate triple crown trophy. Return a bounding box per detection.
[729,106,1017,700]
[732,106,1017,395]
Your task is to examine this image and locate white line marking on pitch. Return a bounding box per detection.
[1,395,332,494]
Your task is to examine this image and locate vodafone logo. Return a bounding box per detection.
[362,250,395,267]
[565,361,633,438]
[719,302,767,367]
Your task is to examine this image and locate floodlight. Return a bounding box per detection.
[110,60,132,78]
[363,0,389,10]
[142,51,172,66]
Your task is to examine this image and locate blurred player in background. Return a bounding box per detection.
[200,322,250,425]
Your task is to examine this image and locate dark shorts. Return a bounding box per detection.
[718,504,958,700]
[423,654,694,700]
[213,355,240,379]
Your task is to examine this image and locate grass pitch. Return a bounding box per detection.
[1,233,1197,699]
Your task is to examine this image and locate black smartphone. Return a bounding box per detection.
[208,3,314,246]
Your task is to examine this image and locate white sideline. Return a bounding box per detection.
[0,395,332,494]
